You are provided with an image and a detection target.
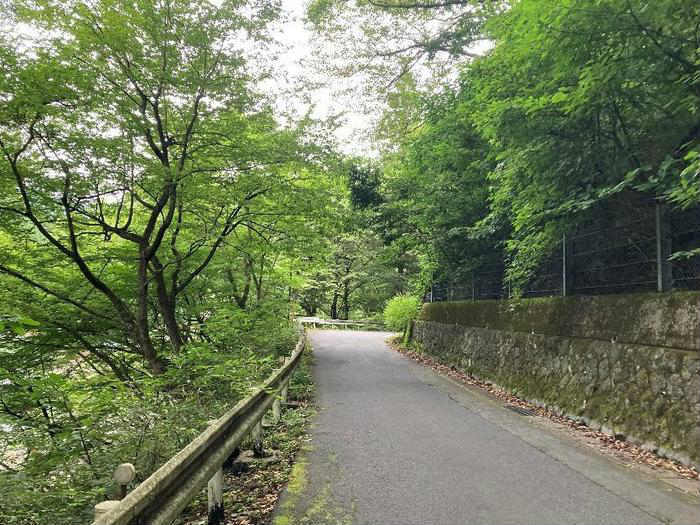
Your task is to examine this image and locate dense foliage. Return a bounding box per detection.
[0,1,345,523]
[313,0,700,294]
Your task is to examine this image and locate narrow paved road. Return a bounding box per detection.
[274,331,700,525]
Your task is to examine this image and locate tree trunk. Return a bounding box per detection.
[132,319,163,374]
[137,251,163,374]
[254,277,264,303]
[153,269,183,352]
[341,281,350,320]
[159,296,183,352]
[227,265,251,309]
[253,256,265,304]
[330,290,339,319]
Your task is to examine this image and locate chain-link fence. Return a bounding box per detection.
[429,265,505,302]
[670,206,700,290]
[426,198,700,303]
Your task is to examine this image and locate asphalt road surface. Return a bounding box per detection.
[273,330,700,525]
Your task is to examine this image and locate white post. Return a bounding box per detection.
[271,396,281,424]
[94,462,136,521]
[94,501,120,521]
[207,467,224,525]
[562,232,568,297]
[113,463,136,500]
[281,358,290,403]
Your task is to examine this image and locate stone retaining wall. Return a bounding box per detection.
[412,293,700,466]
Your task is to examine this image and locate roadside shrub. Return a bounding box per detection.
[383,295,421,331]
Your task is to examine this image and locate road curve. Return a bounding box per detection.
[273,330,699,525]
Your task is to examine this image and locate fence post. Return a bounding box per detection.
[471,272,476,301]
[207,467,224,525]
[656,202,672,292]
[562,233,568,297]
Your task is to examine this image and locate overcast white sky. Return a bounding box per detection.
[263,1,491,157]
[4,0,484,158]
[264,0,379,157]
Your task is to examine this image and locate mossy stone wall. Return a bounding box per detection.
[413,292,700,466]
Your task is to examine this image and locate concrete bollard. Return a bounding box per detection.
[207,467,224,525]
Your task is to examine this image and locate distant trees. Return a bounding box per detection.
[296,225,405,320]
[293,161,414,320]
[349,165,383,209]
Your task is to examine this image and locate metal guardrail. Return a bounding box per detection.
[91,336,306,525]
[298,318,385,330]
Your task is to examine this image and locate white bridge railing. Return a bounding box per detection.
[91,336,306,525]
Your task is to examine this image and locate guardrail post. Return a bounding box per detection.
[207,467,224,525]
[113,463,136,499]
[93,462,136,520]
[281,357,291,403]
[252,420,264,458]
[271,395,281,424]
[94,500,120,521]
